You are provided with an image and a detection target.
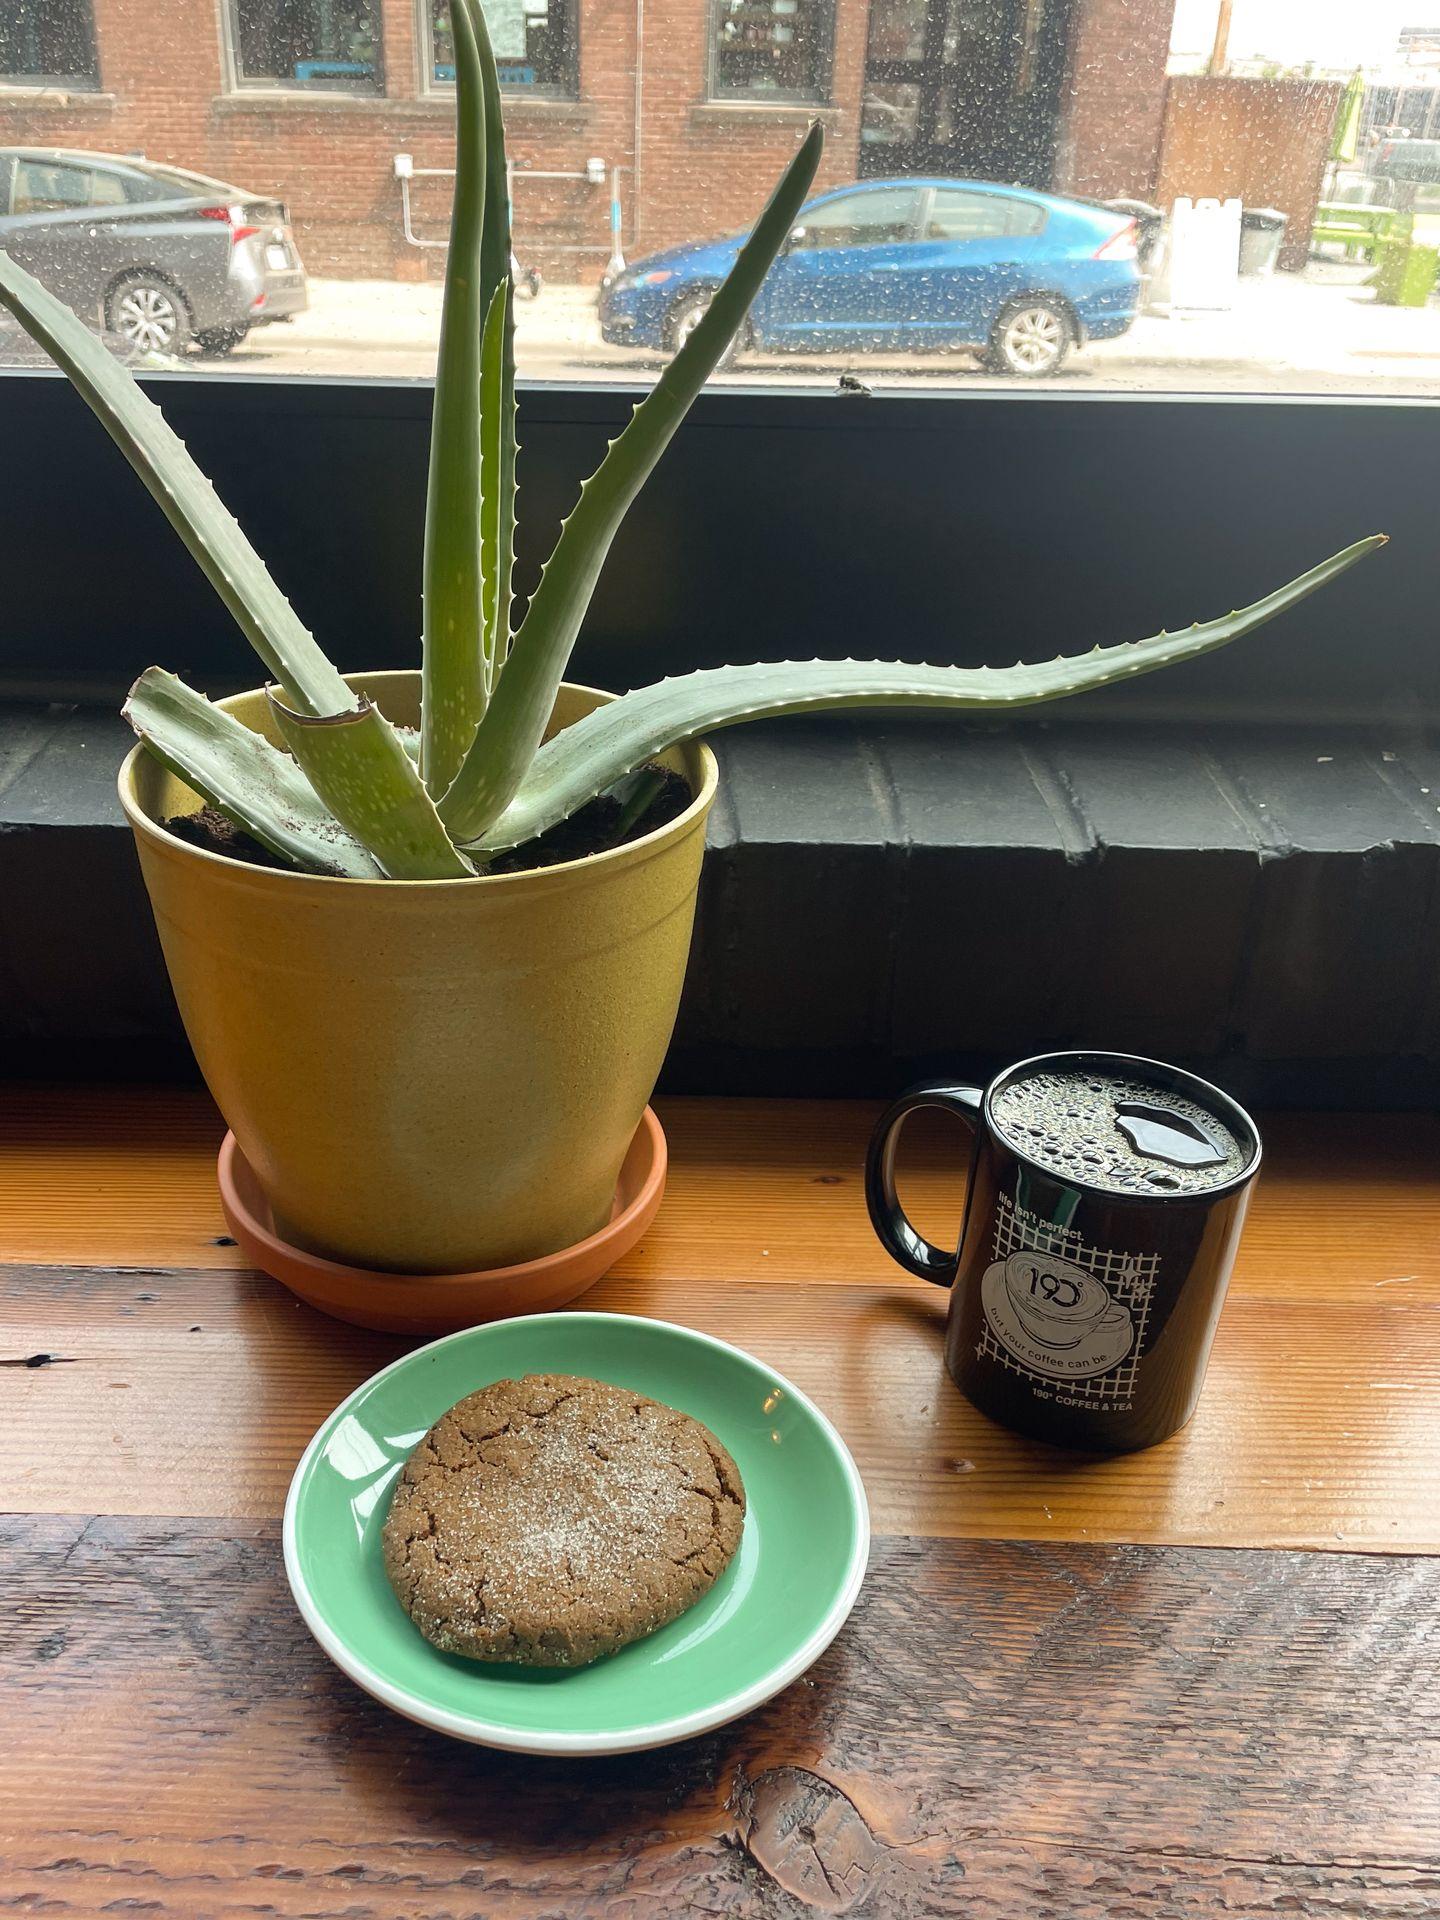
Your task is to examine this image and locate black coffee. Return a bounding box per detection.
[991,1067,1249,1195]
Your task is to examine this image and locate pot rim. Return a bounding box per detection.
[117,673,720,891]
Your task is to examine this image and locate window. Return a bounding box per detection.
[1,0,1439,400]
[790,186,918,248]
[226,0,383,91]
[711,0,831,102]
[122,165,233,202]
[10,159,123,215]
[924,188,1047,241]
[0,0,98,87]
[860,80,921,152]
[88,171,128,207]
[426,0,577,93]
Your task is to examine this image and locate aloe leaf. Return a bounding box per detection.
[467,535,1385,852]
[479,278,514,684]
[610,766,668,840]
[420,0,491,794]
[469,0,517,672]
[439,121,826,843]
[124,670,381,878]
[467,0,514,346]
[494,331,518,674]
[0,252,352,718]
[270,694,475,880]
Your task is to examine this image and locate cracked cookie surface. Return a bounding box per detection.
[381,1373,746,1667]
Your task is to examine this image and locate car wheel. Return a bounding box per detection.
[986,297,1072,377]
[665,290,744,366]
[106,273,191,354]
[196,326,248,358]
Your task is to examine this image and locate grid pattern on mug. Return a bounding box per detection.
[987,1194,1160,1399]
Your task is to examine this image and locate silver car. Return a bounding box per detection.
[0,147,307,356]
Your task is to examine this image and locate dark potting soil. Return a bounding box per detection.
[161,767,693,877]
[164,806,293,872]
[488,767,691,873]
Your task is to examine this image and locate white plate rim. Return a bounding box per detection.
[282,1310,871,1756]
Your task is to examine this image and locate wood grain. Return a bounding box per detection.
[4,1261,1439,1550]
[4,1516,1439,1919]
[4,1089,1440,1914]
[3,1087,1438,1307]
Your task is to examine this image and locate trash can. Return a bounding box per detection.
[1239,208,1287,276]
[1373,235,1440,306]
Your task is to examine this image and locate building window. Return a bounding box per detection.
[425,0,578,96]
[0,0,99,88]
[226,0,383,92]
[711,0,831,103]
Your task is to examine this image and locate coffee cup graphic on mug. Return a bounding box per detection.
[864,1050,1261,1452]
[1002,1251,1130,1351]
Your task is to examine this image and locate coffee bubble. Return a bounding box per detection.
[991,1068,1248,1196]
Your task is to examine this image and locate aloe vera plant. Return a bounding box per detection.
[0,0,1383,879]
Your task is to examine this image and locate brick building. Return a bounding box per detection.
[0,0,1176,279]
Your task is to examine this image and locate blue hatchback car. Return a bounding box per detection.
[599,177,1141,375]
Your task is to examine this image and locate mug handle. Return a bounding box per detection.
[864,1083,984,1285]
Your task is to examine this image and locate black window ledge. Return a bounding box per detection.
[4,702,1439,1106]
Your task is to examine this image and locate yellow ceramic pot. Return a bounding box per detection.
[119,674,717,1274]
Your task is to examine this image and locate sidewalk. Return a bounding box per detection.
[1098,263,1440,384]
[276,278,599,357]
[244,263,1440,393]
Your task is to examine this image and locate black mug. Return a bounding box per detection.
[865,1050,1261,1452]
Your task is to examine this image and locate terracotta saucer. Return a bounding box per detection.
[217,1109,667,1335]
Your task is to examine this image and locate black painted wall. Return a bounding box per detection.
[3,373,1438,1101]
[1,373,1430,723]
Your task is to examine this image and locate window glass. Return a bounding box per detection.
[86,169,128,208]
[126,163,252,200]
[0,0,1437,396]
[867,0,927,64]
[13,160,96,214]
[428,0,577,92]
[792,186,919,246]
[925,187,1046,239]
[861,80,922,151]
[712,0,831,100]
[0,0,97,87]
[228,0,383,91]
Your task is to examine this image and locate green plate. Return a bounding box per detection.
[284,1312,870,1755]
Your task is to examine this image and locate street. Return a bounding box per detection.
[213,259,1440,396]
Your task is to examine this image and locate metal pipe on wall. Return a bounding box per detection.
[633,0,645,246]
[395,153,618,256]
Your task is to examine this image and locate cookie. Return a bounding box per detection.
[381,1373,746,1668]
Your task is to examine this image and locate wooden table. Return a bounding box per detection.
[3,1088,1439,1917]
